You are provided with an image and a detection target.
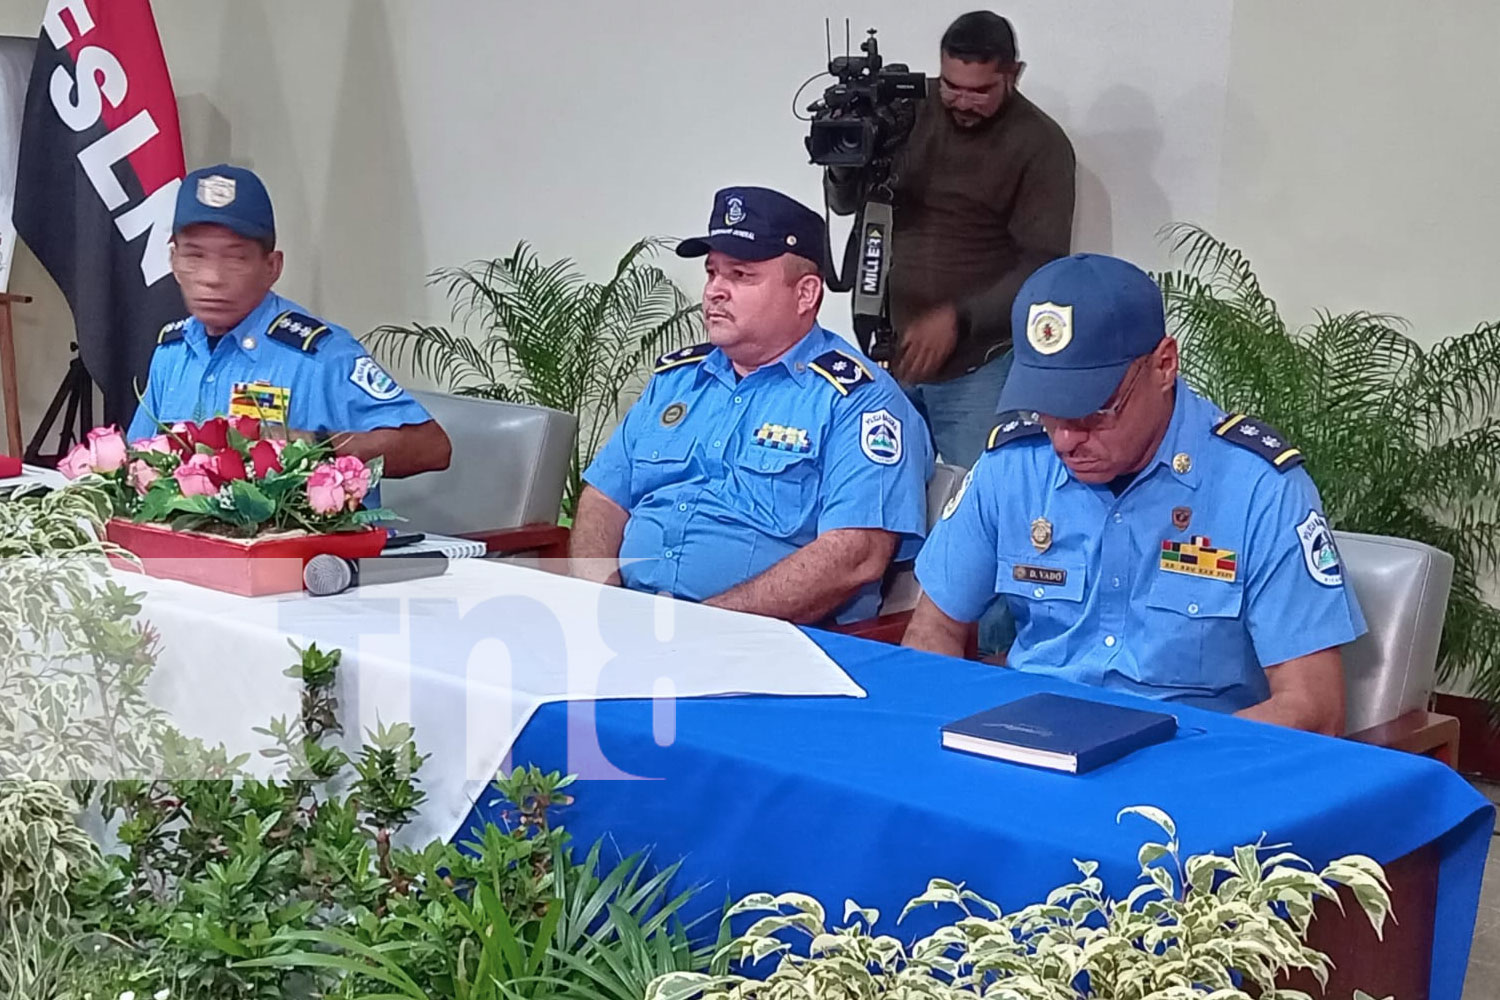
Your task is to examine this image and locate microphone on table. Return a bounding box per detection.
[303,552,450,597]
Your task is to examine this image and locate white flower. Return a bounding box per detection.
[154,991,171,1000]
[119,992,136,1000]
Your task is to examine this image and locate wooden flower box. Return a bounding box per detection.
[105,518,387,596]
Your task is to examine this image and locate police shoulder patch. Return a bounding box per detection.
[986,410,1046,451]
[349,356,403,401]
[653,343,713,374]
[158,317,189,344]
[267,311,332,353]
[809,350,874,396]
[1213,414,1304,472]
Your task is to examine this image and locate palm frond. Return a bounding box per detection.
[1164,227,1500,701]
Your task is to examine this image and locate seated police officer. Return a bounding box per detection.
[904,253,1365,735]
[572,186,933,625]
[127,164,451,483]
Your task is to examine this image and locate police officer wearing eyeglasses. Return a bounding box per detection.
[127,165,451,485]
[905,254,1366,734]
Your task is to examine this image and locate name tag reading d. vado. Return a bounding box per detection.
[1013,564,1067,586]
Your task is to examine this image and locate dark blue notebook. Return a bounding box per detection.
[941,693,1177,774]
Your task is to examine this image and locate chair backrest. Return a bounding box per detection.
[1335,530,1454,734]
[878,462,967,615]
[380,390,577,535]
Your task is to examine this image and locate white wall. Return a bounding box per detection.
[2,0,1498,441]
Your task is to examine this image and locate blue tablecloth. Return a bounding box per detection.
[462,630,1492,1000]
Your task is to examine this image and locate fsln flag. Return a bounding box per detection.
[13,0,185,425]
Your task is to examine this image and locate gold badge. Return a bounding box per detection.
[1030,517,1053,553]
[1172,506,1192,531]
[1172,452,1192,474]
[1026,302,1073,356]
[660,402,687,427]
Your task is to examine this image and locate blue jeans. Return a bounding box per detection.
[904,351,1017,655]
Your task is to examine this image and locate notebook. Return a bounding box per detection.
[941,692,1177,774]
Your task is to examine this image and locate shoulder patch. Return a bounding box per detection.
[267,311,332,353]
[986,410,1046,451]
[157,317,189,344]
[1213,414,1304,472]
[349,356,403,401]
[654,343,713,374]
[808,350,874,396]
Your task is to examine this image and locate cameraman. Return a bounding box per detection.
[826,11,1075,468]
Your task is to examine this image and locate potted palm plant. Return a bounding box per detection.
[366,238,703,516]
[1159,224,1500,728]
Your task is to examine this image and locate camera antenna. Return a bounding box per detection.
[845,18,851,59]
[825,17,832,65]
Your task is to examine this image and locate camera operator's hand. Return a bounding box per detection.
[826,165,861,185]
[893,303,958,384]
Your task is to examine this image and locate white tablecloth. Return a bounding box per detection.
[125,558,864,846]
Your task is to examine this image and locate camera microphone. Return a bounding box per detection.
[303,552,450,597]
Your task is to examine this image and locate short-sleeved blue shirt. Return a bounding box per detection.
[126,292,432,507]
[584,325,933,623]
[916,380,1366,712]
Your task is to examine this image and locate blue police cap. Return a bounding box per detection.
[174,164,276,243]
[676,186,825,268]
[996,253,1166,419]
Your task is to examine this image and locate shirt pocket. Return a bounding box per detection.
[1143,570,1248,687]
[731,446,819,537]
[995,551,1088,634]
[631,433,696,501]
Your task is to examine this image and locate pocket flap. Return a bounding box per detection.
[1146,569,1244,619]
[637,435,695,463]
[736,445,817,474]
[996,554,1086,603]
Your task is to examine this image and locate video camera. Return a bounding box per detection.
[804,27,925,175]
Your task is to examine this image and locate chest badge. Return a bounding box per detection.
[660,401,688,427]
[1172,452,1193,475]
[1030,517,1053,553]
[1160,535,1238,582]
[753,422,811,453]
[230,381,291,424]
[1172,506,1192,531]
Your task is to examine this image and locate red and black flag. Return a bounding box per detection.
[13,0,186,424]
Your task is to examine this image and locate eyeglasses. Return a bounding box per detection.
[1040,361,1147,434]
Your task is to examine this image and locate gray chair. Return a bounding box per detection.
[381,390,576,537]
[877,462,968,616]
[1337,531,1459,760]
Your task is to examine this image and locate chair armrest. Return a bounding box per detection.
[1346,709,1460,768]
[459,523,571,559]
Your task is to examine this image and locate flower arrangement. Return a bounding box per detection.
[57,417,391,537]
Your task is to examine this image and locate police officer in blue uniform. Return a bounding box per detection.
[127,165,451,489]
[573,187,934,624]
[905,253,1365,734]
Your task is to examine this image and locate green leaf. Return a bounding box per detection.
[229,478,277,524]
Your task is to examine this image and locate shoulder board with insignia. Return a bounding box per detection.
[1212,414,1304,472]
[653,343,713,374]
[986,411,1046,451]
[267,311,332,353]
[157,318,189,345]
[808,350,874,396]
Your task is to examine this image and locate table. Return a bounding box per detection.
[473,629,1493,1000]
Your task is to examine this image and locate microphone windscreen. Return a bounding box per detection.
[303,553,354,596]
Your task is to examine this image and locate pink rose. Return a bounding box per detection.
[85,426,128,473]
[173,453,220,497]
[131,434,173,455]
[306,463,348,515]
[58,442,94,480]
[128,460,160,496]
[332,455,372,503]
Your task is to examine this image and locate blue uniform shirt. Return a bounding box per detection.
[127,292,432,507]
[916,380,1366,712]
[585,325,934,623]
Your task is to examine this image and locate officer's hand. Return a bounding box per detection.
[894,303,959,384]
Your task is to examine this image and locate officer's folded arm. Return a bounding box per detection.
[903,594,976,660]
[324,421,452,479]
[569,485,629,586]
[1234,648,1346,736]
[701,528,898,625]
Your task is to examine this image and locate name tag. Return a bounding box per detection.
[1013,564,1067,586]
[230,381,291,424]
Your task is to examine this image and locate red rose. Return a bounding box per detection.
[167,422,195,456]
[193,416,230,451]
[213,447,248,482]
[230,415,261,441]
[249,439,283,478]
